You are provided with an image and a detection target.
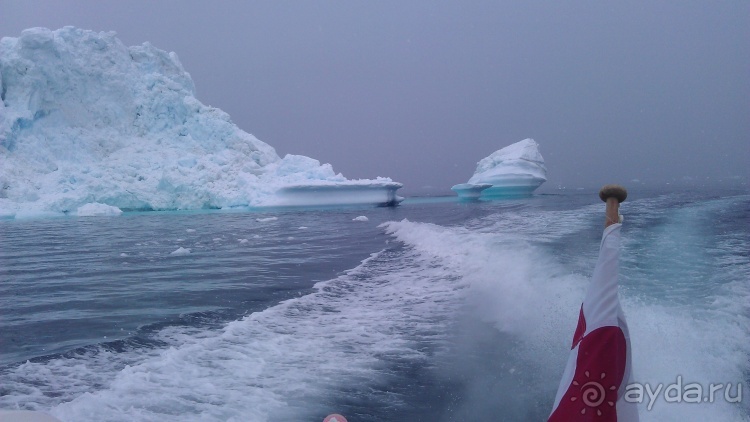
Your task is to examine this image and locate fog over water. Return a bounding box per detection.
[1,1,748,194]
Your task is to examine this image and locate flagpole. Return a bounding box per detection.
[599,184,627,227]
[548,184,639,421]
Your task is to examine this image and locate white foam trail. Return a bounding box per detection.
[385,196,750,421]
[619,196,750,421]
[2,195,746,421]
[3,226,470,420]
[381,219,587,339]
[465,195,750,421]
[1,214,587,421]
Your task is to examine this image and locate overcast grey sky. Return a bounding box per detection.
[2,0,748,194]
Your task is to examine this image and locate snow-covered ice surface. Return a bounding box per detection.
[452,139,547,198]
[0,27,402,219]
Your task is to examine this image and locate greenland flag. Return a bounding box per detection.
[548,224,639,421]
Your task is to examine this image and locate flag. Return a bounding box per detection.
[548,223,639,421]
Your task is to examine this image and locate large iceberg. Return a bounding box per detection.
[0,27,401,218]
[452,139,547,198]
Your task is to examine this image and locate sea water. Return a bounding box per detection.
[0,189,747,421]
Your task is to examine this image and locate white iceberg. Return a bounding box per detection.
[452,138,547,198]
[0,27,402,218]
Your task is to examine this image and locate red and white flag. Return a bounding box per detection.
[548,224,639,421]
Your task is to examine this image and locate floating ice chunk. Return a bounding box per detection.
[298,226,308,229]
[238,239,249,244]
[352,216,369,222]
[252,234,261,239]
[76,203,123,216]
[170,247,191,255]
[450,183,492,200]
[256,217,278,222]
[454,138,547,198]
[186,229,196,233]
[120,253,128,257]
[269,180,403,207]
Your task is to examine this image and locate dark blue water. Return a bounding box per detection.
[1,189,748,421]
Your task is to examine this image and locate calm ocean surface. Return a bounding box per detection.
[1,189,748,421]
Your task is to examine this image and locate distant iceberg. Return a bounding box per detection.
[0,27,401,218]
[452,139,547,198]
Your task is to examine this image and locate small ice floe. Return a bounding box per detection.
[298,226,308,229]
[76,202,123,216]
[213,238,222,242]
[352,216,369,221]
[253,234,261,239]
[186,229,196,233]
[120,253,128,257]
[256,216,278,222]
[238,239,249,244]
[287,236,294,240]
[170,247,191,256]
[176,238,184,242]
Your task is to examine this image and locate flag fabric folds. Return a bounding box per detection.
[548,223,639,421]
